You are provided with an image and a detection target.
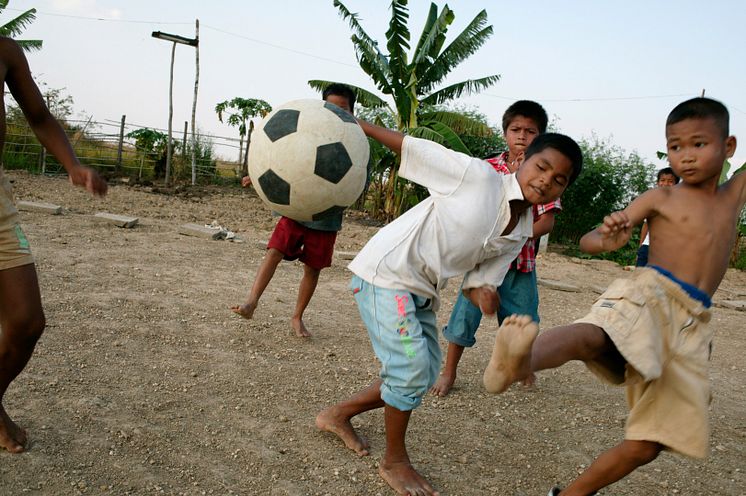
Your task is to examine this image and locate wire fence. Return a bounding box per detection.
[2,116,245,183]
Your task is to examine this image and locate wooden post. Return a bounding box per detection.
[116,114,126,173]
[189,20,200,184]
[165,41,176,186]
[39,147,47,174]
[182,120,188,173]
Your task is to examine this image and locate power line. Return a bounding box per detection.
[4,7,192,25]
[201,24,358,69]
[14,8,745,109]
[481,92,693,103]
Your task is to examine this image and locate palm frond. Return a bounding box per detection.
[412,4,453,70]
[419,110,492,136]
[421,75,500,105]
[0,8,37,38]
[385,0,411,88]
[419,10,493,92]
[307,80,390,109]
[420,121,471,153]
[15,39,42,52]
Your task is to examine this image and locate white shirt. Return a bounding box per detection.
[348,136,533,310]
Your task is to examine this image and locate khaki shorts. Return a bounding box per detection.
[0,168,34,271]
[576,268,712,458]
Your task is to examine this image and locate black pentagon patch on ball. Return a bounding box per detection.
[324,102,357,124]
[315,142,352,184]
[258,169,291,205]
[312,205,346,221]
[263,109,300,142]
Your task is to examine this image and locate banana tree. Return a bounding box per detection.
[310,0,499,219]
[0,0,42,52]
[215,97,272,176]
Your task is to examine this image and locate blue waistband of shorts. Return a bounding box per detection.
[649,265,712,308]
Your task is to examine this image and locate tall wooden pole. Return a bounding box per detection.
[190,19,200,185]
[166,41,176,186]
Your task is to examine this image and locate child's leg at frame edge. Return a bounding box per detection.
[0,263,46,453]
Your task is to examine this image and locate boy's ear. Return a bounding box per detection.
[725,135,737,159]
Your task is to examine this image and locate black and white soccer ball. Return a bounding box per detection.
[248,99,369,222]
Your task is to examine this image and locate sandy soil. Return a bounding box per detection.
[1,171,745,495]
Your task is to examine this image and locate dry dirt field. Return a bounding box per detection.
[1,171,745,495]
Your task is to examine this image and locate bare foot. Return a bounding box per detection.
[315,406,369,456]
[379,459,439,496]
[483,315,538,394]
[0,406,27,453]
[291,317,311,338]
[230,301,256,319]
[429,373,455,397]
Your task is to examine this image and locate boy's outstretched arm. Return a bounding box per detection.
[580,190,657,254]
[2,38,107,196]
[357,119,404,156]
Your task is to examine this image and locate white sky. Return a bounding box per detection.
[5,0,746,170]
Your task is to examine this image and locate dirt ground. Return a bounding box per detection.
[1,171,745,496]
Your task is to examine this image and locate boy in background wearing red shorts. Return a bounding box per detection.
[231,84,356,337]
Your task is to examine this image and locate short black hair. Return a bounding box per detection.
[322,83,356,111]
[524,133,583,186]
[657,167,680,184]
[502,100,548,134]
[666,97,729,138]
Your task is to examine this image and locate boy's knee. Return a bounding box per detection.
[4,312,45,346]
[625,440,663,466]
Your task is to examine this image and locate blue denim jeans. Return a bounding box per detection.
[350,275,440,411]
[443,268,540,347]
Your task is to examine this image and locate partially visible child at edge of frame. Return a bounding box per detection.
[482,97,741,496]
[635,167,680,267]
[315,118,583,496]
[231,83,357,338]
[0,37,107,453]
[430,99,562,397]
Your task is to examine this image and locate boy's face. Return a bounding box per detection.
[515,147,572,205]
[665,117,736,184]
[325,94,352,114]
[656,173,677,187]
[504,116,540,157]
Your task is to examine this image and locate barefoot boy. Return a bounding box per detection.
[231,84,356,337]
[483,97,741,496]
[316,120,582,495]
[0,37,107,453]
[431,100,562,396]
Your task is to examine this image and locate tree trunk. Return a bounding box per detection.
[190,19,200,185]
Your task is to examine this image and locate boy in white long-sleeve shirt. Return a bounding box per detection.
[315,120,583,496]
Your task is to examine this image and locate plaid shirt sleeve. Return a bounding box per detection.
[513,199,563,273]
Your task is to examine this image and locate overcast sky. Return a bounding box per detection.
[6,0,746,171]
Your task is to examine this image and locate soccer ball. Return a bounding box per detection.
[248,99,369,222]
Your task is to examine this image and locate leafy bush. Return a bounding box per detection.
[553,136,656,244]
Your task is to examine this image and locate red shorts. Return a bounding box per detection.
[267,217,337,270]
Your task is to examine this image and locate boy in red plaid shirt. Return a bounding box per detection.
[430,100,562,396]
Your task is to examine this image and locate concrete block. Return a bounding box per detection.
[17,200,62,215]
[94,212,139,228]
[718,300,746,311]
[179,223,224,240]
[537,278,581,293]
[335,251,358,260]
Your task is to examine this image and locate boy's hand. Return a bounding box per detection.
[598,211,632,251]
[241,176,252,188]
[465,286,500,316]
[68,165,107,197]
